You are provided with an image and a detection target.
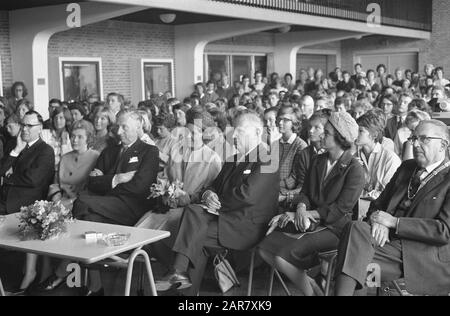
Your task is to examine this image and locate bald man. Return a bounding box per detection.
[299,95,315,142]
[335,120,450,296]
[157,112,280,295]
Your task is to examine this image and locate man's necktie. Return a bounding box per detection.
[410,168,426,196]
[17,144,30,160]
[114,146,128,174]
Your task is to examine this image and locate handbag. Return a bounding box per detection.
[213,251,240,294]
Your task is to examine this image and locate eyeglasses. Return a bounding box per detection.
[408,135,447,145]
[276,117,293,124]
[20,123,41,129]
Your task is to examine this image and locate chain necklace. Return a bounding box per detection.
[407,161,450,200]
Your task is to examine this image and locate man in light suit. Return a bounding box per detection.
[335,120,450,296]
[157,112,280,295]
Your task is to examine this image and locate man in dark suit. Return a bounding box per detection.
[336,71,356,93]
[157,112,280,295]
[335,120,450,296]
[72,110,159,226]
[384,93,412,140]
[0,111,54,214]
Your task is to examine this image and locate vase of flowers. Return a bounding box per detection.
[148,178,186,214]
[18,201,72,241]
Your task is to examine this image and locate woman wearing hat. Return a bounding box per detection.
[258,111,365,296]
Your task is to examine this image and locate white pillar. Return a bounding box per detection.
[174,20,287,99]
[9,3,145,118]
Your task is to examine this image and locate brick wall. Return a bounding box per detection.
[48,20,175,103]
[429,0,450,74]
[0,11,12,96]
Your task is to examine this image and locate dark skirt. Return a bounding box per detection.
[258,226,340,270]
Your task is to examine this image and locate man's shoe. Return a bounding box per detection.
[156,271,192,292]
[80,287,105,297]
[5,288,26,296]
[34,274,66,292]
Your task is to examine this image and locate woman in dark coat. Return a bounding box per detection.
[258,112,365,296]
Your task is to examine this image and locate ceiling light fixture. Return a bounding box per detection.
[278,26,292,34]
[159,13,176,24]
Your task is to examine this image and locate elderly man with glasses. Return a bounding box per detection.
[335,119,450,296]
[0,111,55,214]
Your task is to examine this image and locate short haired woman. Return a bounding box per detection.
[154,113,177,166]
[92,106,116,153]
[277,106,308,209]
[379,94,398,121]
[15,99,32,120]
[69,103,86,123]
[259,112,365,296]
[356,111,402,200]
[41,107,74,172]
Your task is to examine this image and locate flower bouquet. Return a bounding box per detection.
[148,178,186,213]
[18,201,72,241]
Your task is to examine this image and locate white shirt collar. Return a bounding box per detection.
[424,158,446,175]
[280,133,297,145]
[122,139,137,150]
[27,138,40,148]
[237,143,262,162]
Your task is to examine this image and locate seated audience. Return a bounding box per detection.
[258,112,365,296]
[335,120,450,296]
[156,112,280,295]
[137,108,222,268]
[16,120,100,295]
[37,110,159,295]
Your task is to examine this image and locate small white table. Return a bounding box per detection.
[0,215,170,296]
